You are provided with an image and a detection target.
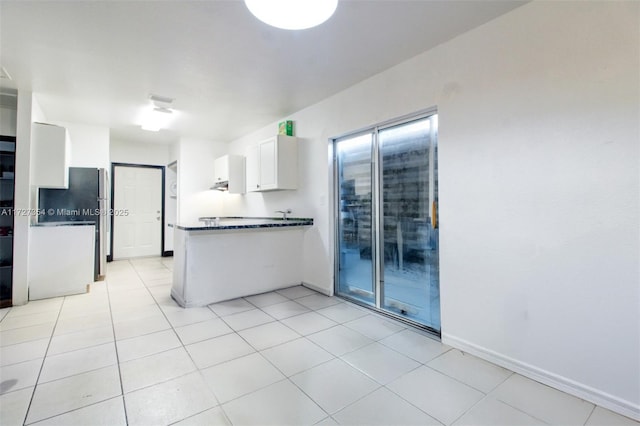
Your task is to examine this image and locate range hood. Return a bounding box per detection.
[212,154,245,194]
[210,181,229,191]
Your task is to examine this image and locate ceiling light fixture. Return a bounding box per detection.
[141,94,175,132]
[141,107,173,132]
[244,0,338,30]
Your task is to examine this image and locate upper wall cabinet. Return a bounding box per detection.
[246,135,297,192]
[31,123,70,189]
[213,154,245,194]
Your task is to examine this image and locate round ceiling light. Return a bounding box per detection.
[244,0,338,30]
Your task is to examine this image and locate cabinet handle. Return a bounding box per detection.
[431,201,437,229]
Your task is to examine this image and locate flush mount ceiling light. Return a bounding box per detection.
[244,0,338,30]
[141,107,173,132]
[141,94,175,132]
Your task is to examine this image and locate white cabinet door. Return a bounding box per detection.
[259,137,277,190]
[245,135,297,192]
[276,135,297,190]
[213,155,245,193]
[31,123,69,188]
[246,145,260,192]
[29,225,95,300]
[213,156,228,183]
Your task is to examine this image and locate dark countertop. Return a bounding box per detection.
[31,221,96,227]
[175,216,313,231]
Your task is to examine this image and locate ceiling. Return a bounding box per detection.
[0,0,526,145]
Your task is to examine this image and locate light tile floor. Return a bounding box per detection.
[0,257,638,426]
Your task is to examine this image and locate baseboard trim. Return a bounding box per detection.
[442,333,640,422]
[162,250,173,257]
[302,281,332,296]
[170,288,188,308]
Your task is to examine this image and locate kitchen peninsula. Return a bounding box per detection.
[171,217,313,307]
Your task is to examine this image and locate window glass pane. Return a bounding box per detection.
[379,116,440,330]
[336,133,375,305]
[333,113,440,332]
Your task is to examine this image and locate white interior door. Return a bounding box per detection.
[113,166,162,259]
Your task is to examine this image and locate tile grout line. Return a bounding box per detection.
[11,265,172,424]
[10,277,429,425]
[258,300,418,423]
[310,305,452,425]
[132,258,235,425]
[113,259,502,426]
[379,378,448,425]
[20,297,65,425]
[420,362,500,396]
[7,291,121,424]
[335,351,433,422]
[214,300,335,423]
[105,260,138,426]
[488,386,559,425]
[223,298,393,423]
[495,397,553,425]
[14,258,631,426]
[207,293,319,423]
[582,404,597,425]
[187,289,347,422]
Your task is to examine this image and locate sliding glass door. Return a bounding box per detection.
[335,113,440,332]
[336,133,375,305]
[379,117,439,330]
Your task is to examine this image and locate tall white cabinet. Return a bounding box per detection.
[31,123,70,189]
[246,135,297,192]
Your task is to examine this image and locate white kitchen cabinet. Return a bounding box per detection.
[172,223,309,307]
[31,122,70,188]
[245,145,260,192]
[29,224,95,300]
[246,135,297,192]
[213,154,245,194]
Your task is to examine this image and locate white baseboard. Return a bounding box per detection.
[302,281,332,296]
[442,333,640,422]
[170,288,190,308]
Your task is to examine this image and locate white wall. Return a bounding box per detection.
[110,139,169,166]
[226,1,639,419]
[437,3,639,418]
[169,142,179,165]
[12,92,45,305]
[0,106,17,137]
[176,137,228,224]
[53,121,110,171]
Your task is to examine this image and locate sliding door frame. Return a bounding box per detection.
[331,107,439,335]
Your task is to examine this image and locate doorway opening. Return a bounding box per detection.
[334,111,440,333]
[110,163,165,260]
